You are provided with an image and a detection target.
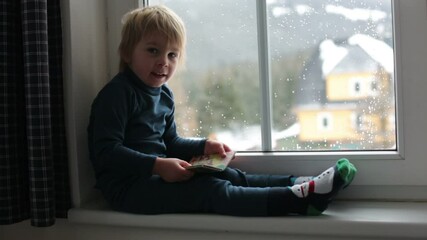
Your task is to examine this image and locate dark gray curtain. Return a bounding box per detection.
[0,0,71,227]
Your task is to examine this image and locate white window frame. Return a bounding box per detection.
[147,0,402,155]
[64,0,427,207]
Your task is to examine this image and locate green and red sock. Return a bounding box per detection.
[288,158,357,215]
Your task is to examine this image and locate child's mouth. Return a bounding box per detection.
[152,72,167,77]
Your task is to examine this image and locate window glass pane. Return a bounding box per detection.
[150,0,261,151]
[148,0,396,152]
[268,0,395,151]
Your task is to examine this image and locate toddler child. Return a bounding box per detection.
[87,5,357,216]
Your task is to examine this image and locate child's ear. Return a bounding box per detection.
[121,51,131,65]
[123,55,130,64]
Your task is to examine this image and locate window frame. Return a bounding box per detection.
[144,0,403,157]
[67,0,427,204]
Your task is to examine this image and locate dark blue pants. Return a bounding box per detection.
[109,168,307,216]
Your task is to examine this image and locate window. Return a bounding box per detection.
[350,78,362,96]
[148,0,397,153]
[317,112,332,132]
[64,1,427,207]
[351,113,363,131]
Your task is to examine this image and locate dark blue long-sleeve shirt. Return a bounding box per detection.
[87,67,206,194]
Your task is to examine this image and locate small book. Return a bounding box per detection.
[186,151,235,173]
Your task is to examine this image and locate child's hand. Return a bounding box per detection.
[204,139,233,158]
[153,157,194,183]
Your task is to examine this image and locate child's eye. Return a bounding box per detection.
[169,52,179,59]
[147,48,158,54]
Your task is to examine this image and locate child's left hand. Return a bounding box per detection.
[204,139,232,158]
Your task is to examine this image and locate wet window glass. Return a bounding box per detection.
[148,0,395,152]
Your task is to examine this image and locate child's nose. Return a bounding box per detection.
[157,55,169,67]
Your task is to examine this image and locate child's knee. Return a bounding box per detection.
[212,167,249,186]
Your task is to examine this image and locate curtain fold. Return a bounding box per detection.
[0,0,71,227]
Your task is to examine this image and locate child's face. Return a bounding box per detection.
[129,32,181,88]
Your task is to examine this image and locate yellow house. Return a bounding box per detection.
[294,34,395,150]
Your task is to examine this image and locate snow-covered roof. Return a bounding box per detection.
[320,34,393,76]
[320,39,349,76]
[348,34,393,74]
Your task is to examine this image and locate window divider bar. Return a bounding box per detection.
[256,0,273,151]
[141,0,149,7]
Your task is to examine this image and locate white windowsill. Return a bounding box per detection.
[68,199,427,239]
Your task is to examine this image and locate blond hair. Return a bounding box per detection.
[118,5,186,71]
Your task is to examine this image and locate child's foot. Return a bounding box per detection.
[289,158,357,215]
[291,176,314,185]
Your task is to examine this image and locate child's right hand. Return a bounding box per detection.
[153,157,194,183]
